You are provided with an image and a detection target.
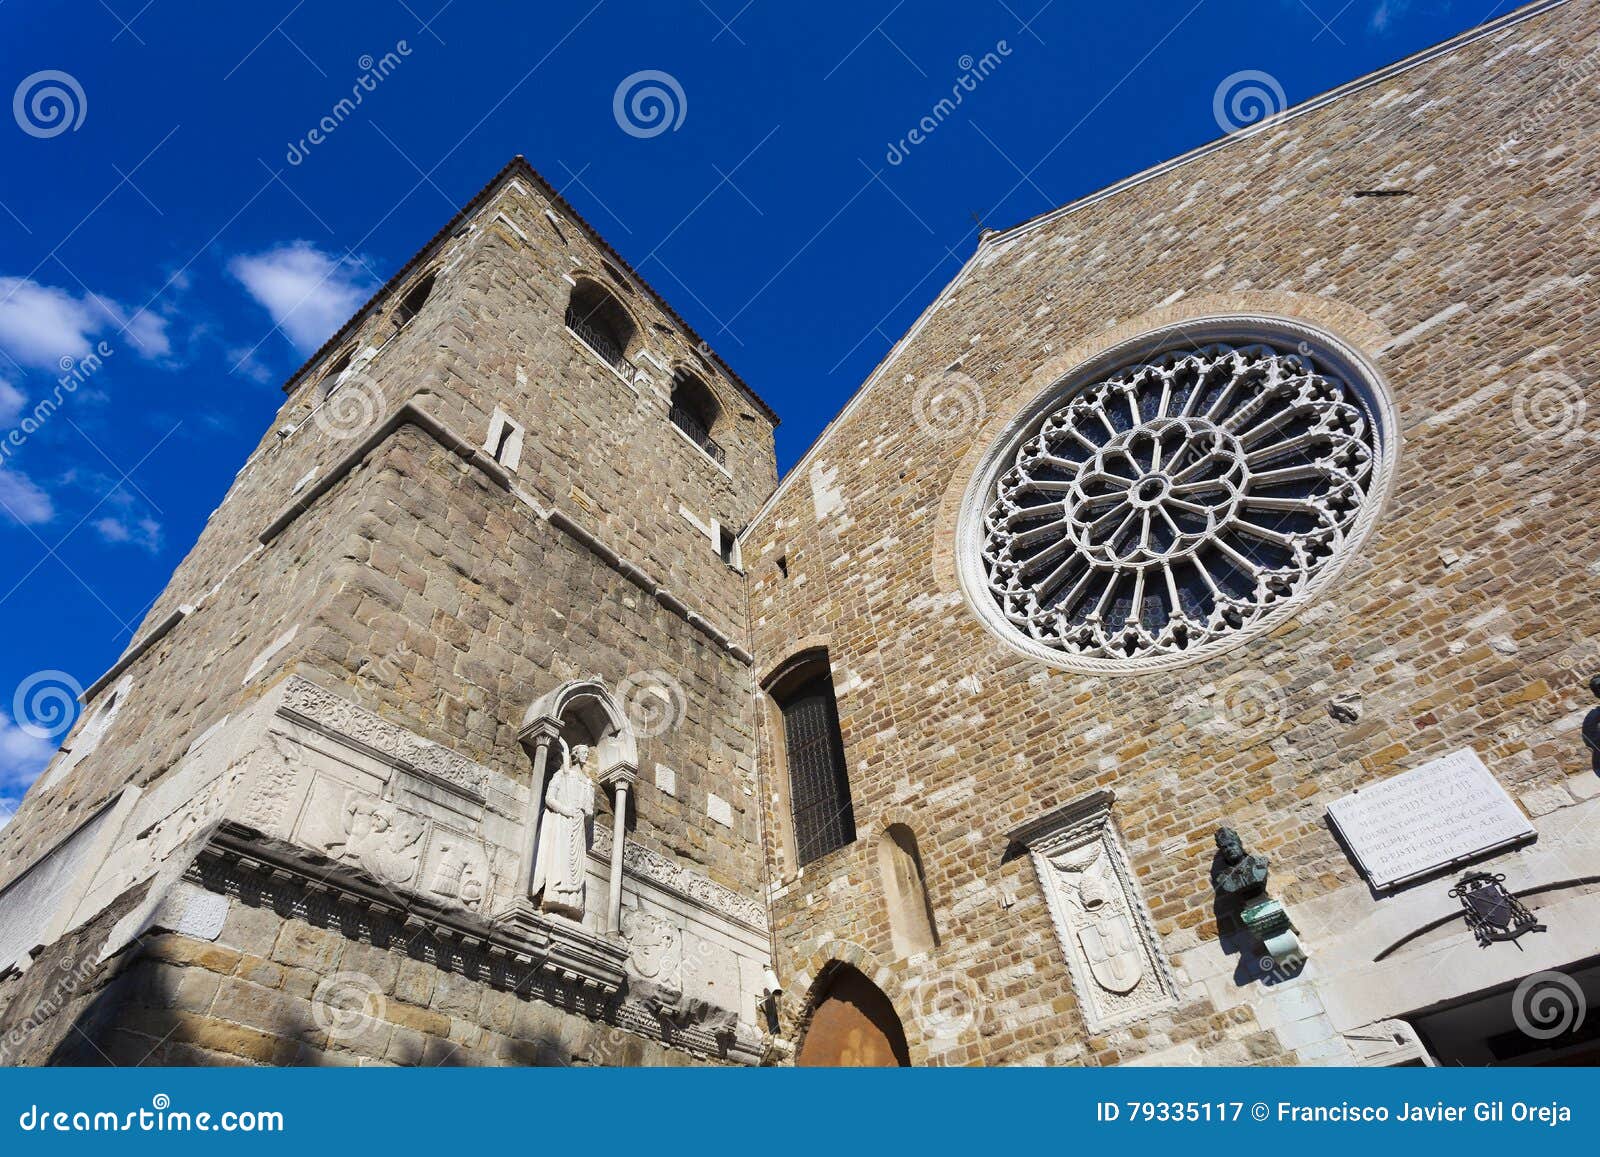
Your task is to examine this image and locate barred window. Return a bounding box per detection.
[771,655,855,866]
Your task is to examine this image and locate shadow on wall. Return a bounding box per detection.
[793,962,910,1067]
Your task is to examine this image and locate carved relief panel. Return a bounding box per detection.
[1010,790,1177,1032]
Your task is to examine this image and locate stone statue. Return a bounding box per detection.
[1210,826,1269,900]
[532,741,596,918]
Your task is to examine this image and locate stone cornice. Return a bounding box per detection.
[259,400,510,546]
[196,827,627,996]
[1007,788,1116,850]
[188,829,764,1063]
[87,397,752,711]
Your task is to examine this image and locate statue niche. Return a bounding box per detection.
[531,740,597,919]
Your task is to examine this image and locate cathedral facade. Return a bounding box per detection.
[1,0,1596,1067]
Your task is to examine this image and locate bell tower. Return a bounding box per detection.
[0,158,781,1067]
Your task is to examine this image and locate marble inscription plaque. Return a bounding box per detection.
[1326,748,1534,889]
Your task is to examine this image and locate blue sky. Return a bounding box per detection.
[0,0,1494,817]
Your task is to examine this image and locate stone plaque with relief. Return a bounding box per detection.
[1326,747,1535,890]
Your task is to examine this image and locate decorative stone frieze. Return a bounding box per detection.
[1009,790,1178,1033]
[279,676,491,799]
[592,825,767,931]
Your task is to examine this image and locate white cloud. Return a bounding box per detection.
[93,515,162,552]
[225,345,274,384]
[0,709,56,802]
[0,275,171,369]
[0,378,23,425]
[0,465,54,524]
[1369,0,1421,33]
[229,242,377,354]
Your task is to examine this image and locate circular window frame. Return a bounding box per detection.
[954,315,1400,675]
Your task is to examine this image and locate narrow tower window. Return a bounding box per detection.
[769,653,856,866]
[393,271,437,329]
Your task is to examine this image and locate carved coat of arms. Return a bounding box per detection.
[1048,846,1143,995]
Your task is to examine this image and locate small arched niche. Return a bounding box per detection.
[876,823,939,959]
[795,964,910,1067]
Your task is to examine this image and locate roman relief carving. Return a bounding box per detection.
[318,790,425,888]
[622,906,685,1016]
[1009,790,1177,1032]
[427,836,490,910]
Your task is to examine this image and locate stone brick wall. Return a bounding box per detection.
[27,889,699,1067]
[744,0,1599,1065]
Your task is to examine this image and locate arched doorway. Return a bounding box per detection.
[795,964,911,1067]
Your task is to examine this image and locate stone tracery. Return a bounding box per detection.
[978,339,1385,667]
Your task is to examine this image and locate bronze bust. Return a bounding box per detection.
[1210,826,1269,899]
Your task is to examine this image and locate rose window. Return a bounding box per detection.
[971,337,1391,670]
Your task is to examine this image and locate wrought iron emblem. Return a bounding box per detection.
[1449,871,1546,948]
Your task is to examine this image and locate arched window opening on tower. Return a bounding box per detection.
[393,271,437,330]
[565,279,636,376]
[670,371,725,465]
[319,348,354,397]
[767,651,855,867]
[877,824,939,958]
